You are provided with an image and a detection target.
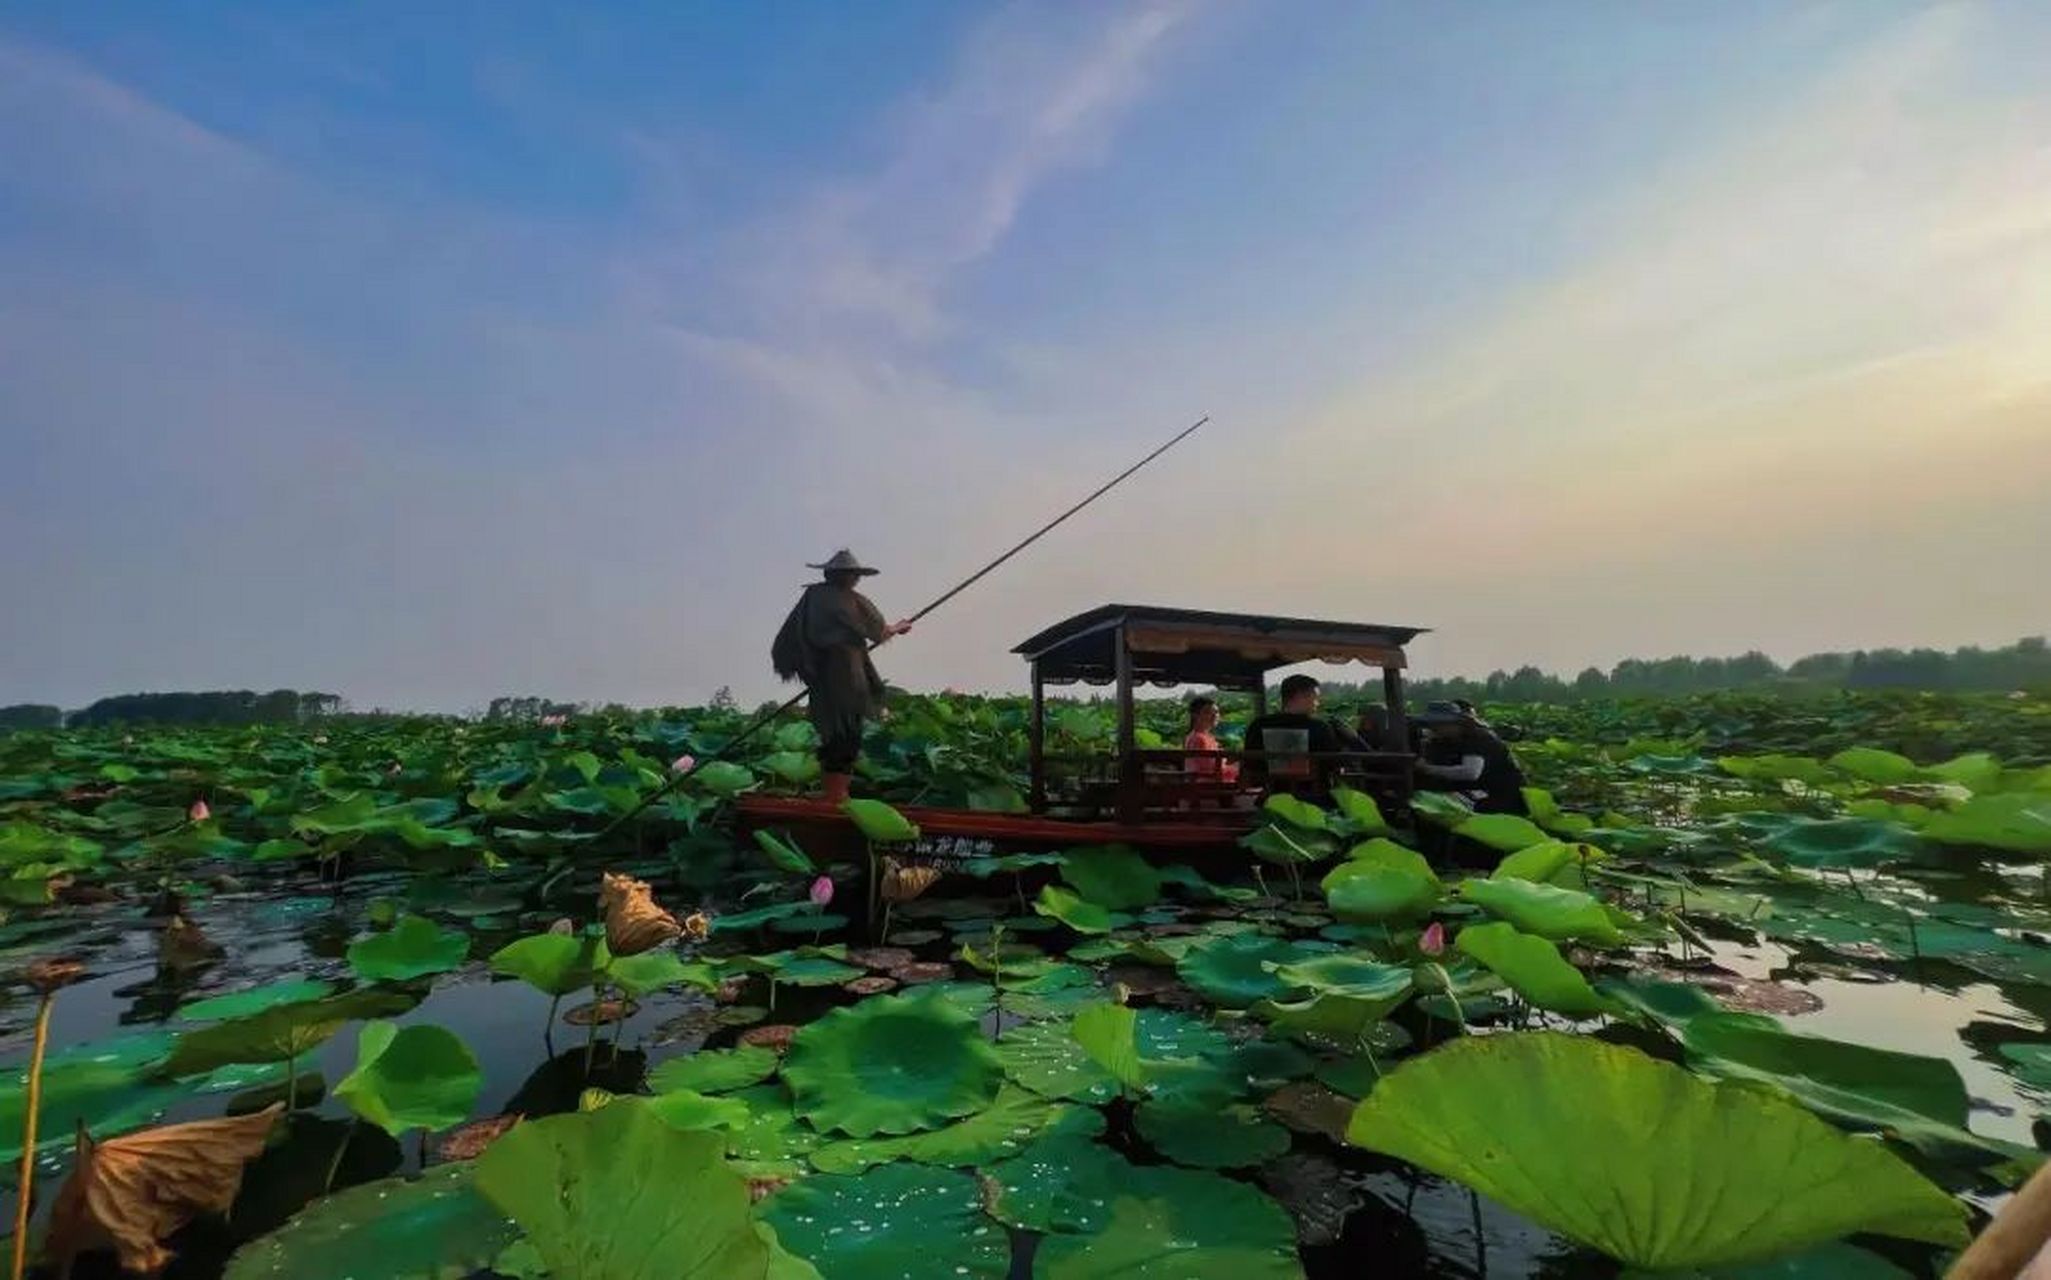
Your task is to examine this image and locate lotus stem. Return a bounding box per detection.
[1469,1187,1487,1272]
[581,981,602,1073]
[322,1118,358,1193]
[286,1049,298,1112]
[880,903,894,946]
[11,991,56,1280]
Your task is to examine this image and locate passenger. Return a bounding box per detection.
[1355,704,1391,750]
[1414,702,1529,815]
[1240,674,1369,792]
[1182,696,1239,784]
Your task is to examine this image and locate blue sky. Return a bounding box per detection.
[4,2,2047,711]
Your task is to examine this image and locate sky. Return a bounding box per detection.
[3,2,2048,713]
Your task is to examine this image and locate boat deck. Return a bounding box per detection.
[732,794,1256,853]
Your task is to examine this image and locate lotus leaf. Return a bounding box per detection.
[693,760,758,798]
[1345,1033,1967,1268]
[1322,861,1441,922]
[607,951,720,998]
[0,1036,184,1163]
[1135,1099,1289,1169]
[984,1131,1127,1234]
[1718,755,1840,787]
[782,992,1002,1136]
[1240,823,1333,865]
[999,1019,1118,1103]
[1926,752,2005,793]
[177,979,337,1022]
[643,1087,753,1131]
[1827,748,1921,785]
[489,932,612,996]
[1453,922,1610,1016]
[723,1084,823,1178]
[1920,792,2051,854]
[347,914,470,982]
[1262,794,1328,830]
[712,901,820,933]
[759,751,820,785]
[1330,786,1391,835]
[751,829,816,874]
[1059,844,1163,910]
[1176,933,1328,1008]
[1408,790,1474,827]
[1998,1042,2051,1091]
[759,1162,1007,1280]
[477,1100,813,1279]
[1453,812,1551,853]
[333,1021,483,1137]
[1459,877,1623,943]
[651,1044,780,1095]
[1031,1163,1303,1279]
[1492,839,1603,884]
[807,1083,1098,1174]
[1034,884,1118,934]
[1760,817,1922,868]
[1267,952,1415,1006]
[1072,1001,1146,1092]
[221,1161,518,1280]
[843,797,918,843]
[161,990,419,1076]
[1657,1242,1915,1278]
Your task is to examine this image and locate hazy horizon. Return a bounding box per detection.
[6,4,2047,713]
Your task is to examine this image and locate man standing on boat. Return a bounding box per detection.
[771,550,913,804]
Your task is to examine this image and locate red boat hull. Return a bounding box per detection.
[732,794,1254,854]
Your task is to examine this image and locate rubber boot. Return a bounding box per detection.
[821,772,852,805]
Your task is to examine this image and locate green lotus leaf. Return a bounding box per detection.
[0,1033,183,1163]
[1135,1099,1289,1169]
[177,979,338,1022]
[759,1163,1006,1280]
[693,760,758,798]
[1034,885,1118,934]
[759,751,821,786]
[1827,748,1922,785]
[1760,817,1922,868]
[1000,1010,1228,1104]
[607,951,720,998]
[1407,790,1473,828]
[999,1019,1117,1103]
[222,1161,519,1280]
[1920,792,2051,854]
[651,1044,781,1096]
[761,953,864,987]
[724,1084,823,1178]
[1072,1002,1146,1092]
[347,914,470,982]
[711,901,820,933]
[1262,793,1328,830]
[807,1083,1098,1174]
[984,1132,1128,1234]
[1999,1041,2051,1091]
[1240,823,1334,865]
[843,797,918,842]
[1925,752,2005,794]
[333,1021,483,1137]
[1267,952,1414,1006]
[1031,1163,1303,1279]
[1345,1033,1968,1268]
[1459,878,1623,944]
[489,931,612,996]
[162,989,419,1076]
[1656,1241,1915,1279]
[1322,861,1441,922]
[1452,812,1551,853]
[643,1087,753,1132]
[1492,839,1604,884]
[1717,755,1839,787]
[783,992,1003,1136]
[1059,844,1163,910]
[1175,933,1328,1008]
[477,1100,814,1279]
[1330,786,1391,835]
[751,829,816,874]
[1453,922,1610,1016]
[1523,788,1597,836]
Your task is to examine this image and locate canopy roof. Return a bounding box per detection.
[1014,604,1427,687]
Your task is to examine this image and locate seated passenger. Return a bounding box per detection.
[1182,696,1239,784]
[1240,674,1368,791]
[1414,703,1529,815]
[1355,704,1392,749]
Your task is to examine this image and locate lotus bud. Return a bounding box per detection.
[1420,921,1447,957]
[681,911,711,942]
[188,799,210,823]
[808,876,835,907]
[547,917,575,936]
[26,957,84,996]
[671,754,696,774]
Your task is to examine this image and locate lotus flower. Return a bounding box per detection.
[1420,921,1447,957]
[671,754,696,774]
[808,876,834,907]
[188,799,210,823]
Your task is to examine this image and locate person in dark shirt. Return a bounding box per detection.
[1414,702,1529,814]
[1240,674,1367,792]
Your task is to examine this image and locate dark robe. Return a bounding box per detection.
[772,583,889,746]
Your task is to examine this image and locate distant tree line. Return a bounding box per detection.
[0,705,63,731]
[1311,636,2051,705]
[7,690,346,730]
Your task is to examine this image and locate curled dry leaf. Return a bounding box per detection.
[598,871,682,957]
[737,1024,799,1054]
[563,998,638,1027]
[844,976,899,996]
[879,859,942,904]
[433,1113,523,1163]
[159,916,223,970]
[45,1103,283,1274]
[846,946,916,972]
[26,957,85,996]
[680,911,711,942]
[888,962,953,986]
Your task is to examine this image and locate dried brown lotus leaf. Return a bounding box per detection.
[45,1103,283,1274]
[880,859,942,903]
[599,871,682,956]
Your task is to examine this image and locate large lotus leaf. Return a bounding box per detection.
[1345,1033,1968,1268]
[1925,752,2006,794]
[1240,823,1335,865]
[1323,862,1441,921]
[1760,818,1921,868]
[643,1088,753,1132]
[489,932,612,996]
[724,1084,823,1178]
[1453,922,1610,1016]
[1000,1011,1228,1104]
[1408,790,1473,827]
[1330,787,1391,835]
[807,1084,1100,1174]
[760,1162,1007,1280]
[1034,885,1118,934]
[1032,1162,1303,1279]
[1267,952,1416,1008]
[693,760,758,798]
[0,1033,183,1163]
[1999,1042,2051,1092]
[984,1132,1128,1235]
[477,1100,811,1279]
[1135,1099,1289,1169]
[759,751,821,786]
[161,989,419,1076]
[347,914,471,982]
[177,979,337,1022]
[712,901,820,933]
[1717,755,1839,787]
[842,797,918,843]
[1262,793,1328,831]
[1826,748,1921,785]
[1656,1242,1915,1279]
[1176,933,1328,1008]
[764,953,865,987]
[1920,792,2051,854]
[651,1044,781,1096]
[1059,844,1163,910]
[1459,878,1623,944]
[1072,1002,1147,1092]
[1523,787,1597,836]
[608,952,720,998]
[1492,840,1604,885]
[333,1021,483,1137]
[222,1161,518,1280]
[783,992,1003,1136]
[1000,1019,1117,1103]
[1453,813,1551,853]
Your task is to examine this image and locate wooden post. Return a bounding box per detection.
[1114,623,1137,822]
[1028,661,1047,812]
[1383,665,1408,749]
[1252,674,1269,720]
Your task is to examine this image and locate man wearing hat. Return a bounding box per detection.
[1413,700,1529,815]
[771,551,913,803]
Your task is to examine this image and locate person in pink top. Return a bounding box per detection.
[1182,697,1239,783]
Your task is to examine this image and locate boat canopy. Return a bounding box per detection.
[1013,603,1427,689]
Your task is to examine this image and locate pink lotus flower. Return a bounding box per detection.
[808,876,835,908]
[1420,922,1446,956]
[672,754,696,774]
[188,799,211,823]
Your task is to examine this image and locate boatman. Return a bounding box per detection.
[771,550,913,804]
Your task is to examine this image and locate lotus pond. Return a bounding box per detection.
[2,690,2050,1278]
